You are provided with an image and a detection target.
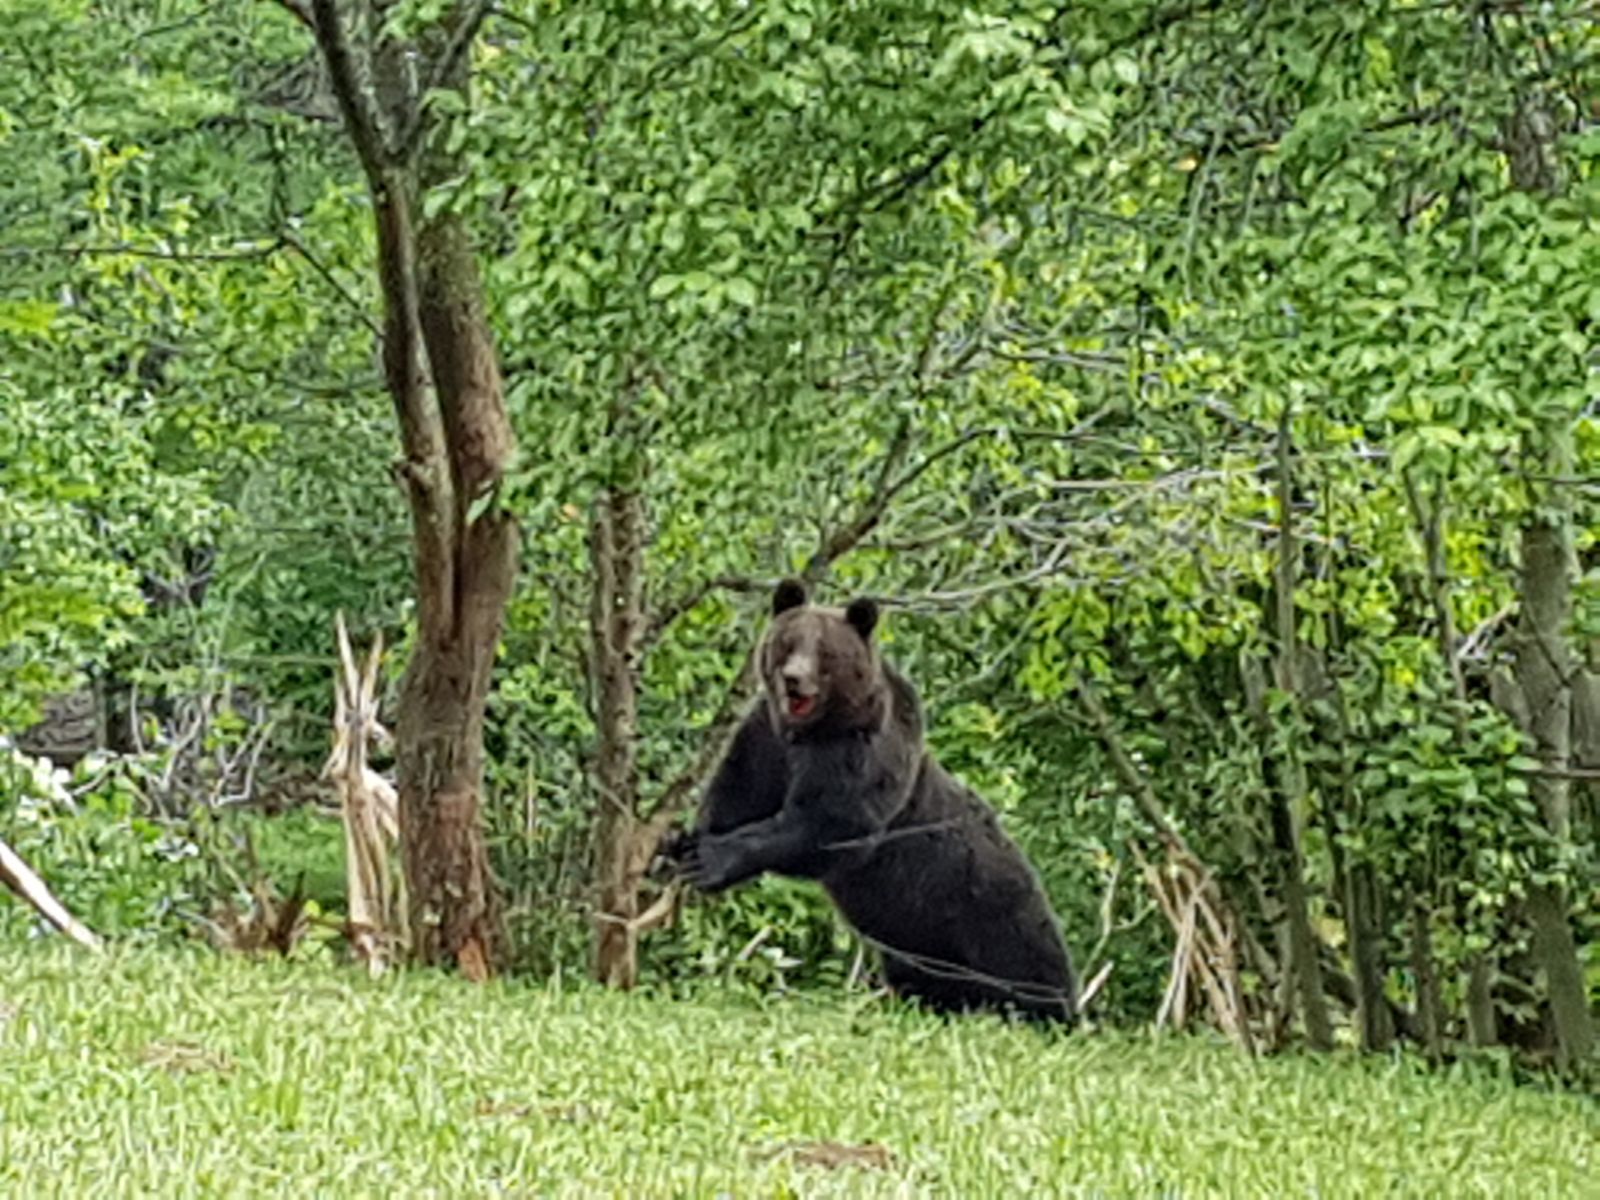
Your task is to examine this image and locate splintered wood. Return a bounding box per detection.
[322,612,402,973]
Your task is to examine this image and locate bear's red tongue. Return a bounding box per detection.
[788,694,816,718]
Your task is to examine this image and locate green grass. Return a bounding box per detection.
[0,945,1592,1198]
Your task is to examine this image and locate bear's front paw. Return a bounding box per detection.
[679,832,740,893]
[648,828,693,882]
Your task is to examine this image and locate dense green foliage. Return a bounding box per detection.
[0,752,207,940]
[1,0,1595,1065]
[0,0,403,739]
[2,945,1594,1195]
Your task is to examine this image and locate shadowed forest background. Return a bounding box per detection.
[2,0,1597,1079]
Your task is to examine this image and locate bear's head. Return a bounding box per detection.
[760,578,884,737]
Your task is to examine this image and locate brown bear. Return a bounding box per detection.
[671,578,1078,1022]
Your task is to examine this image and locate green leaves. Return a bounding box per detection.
[0,299,60,337]
[2,0,1594,1037]
[0,379,145,728]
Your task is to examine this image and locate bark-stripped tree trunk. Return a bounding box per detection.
[324,614,403,970]
[0,836,102,952]
[292,0,515,976]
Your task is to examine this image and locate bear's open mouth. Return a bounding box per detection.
[787,694,817,719]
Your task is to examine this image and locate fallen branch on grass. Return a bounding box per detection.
[0,835,103,952]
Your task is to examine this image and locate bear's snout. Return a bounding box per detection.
[781,673,819,717]
[778,651,821,720]
[778,651,818,690]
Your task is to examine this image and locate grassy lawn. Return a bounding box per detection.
[0,945,1592,1197]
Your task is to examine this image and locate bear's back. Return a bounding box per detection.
[822,739,1077,1019]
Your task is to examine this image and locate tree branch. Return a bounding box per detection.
[644,412,1115,646]
[0,240,284,263]
[876,551,1084,612]
[641,575,772,649]
[4,235,382,339]
[269,0,315,32]
[309,0,389,175]
[397,0,491,155]
[0,836,103,952]
[282,232,382,338]
[800,417,916,580]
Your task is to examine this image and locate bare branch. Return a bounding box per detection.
[1045,463,1269,492]
[433,0,491,91]
[0,240,284,263]
[806,407,1119,580]
[644,413,1117,646]
[1520,765,1600,781]
[800,417,916,580]
[5,235,383,340]
[987,347,1124,373]
[1459,602,1516,662]
[637,4,764,90]
[877,550,1084,613]
[282,232,382,338]
[642,575,771,649]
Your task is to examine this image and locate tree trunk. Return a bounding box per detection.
[1409,898,1445,1063]
[306,0,515,976]
[1573,663,1600,827]
[1514,482,1596,1069]
[396,523,517,976]
[1465,956,1496,1051]
[1329,674,1393,1052]
[405,144,519,977]
[1263,412,1333,1051]
[1266,785,1332,1051]
[581,419,934,985]
[1310,485,1396,1055]
[1342,858,1393,1052]
[589,463,649,989]
[1526,884,1592,1066]
[1496,82,1595,1071]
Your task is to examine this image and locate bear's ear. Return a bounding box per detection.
[772,578,808,616]
[845,597,879,640]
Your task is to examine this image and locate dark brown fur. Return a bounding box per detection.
[673,580,1078,1022]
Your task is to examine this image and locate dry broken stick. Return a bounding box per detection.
[0,835,103,952]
